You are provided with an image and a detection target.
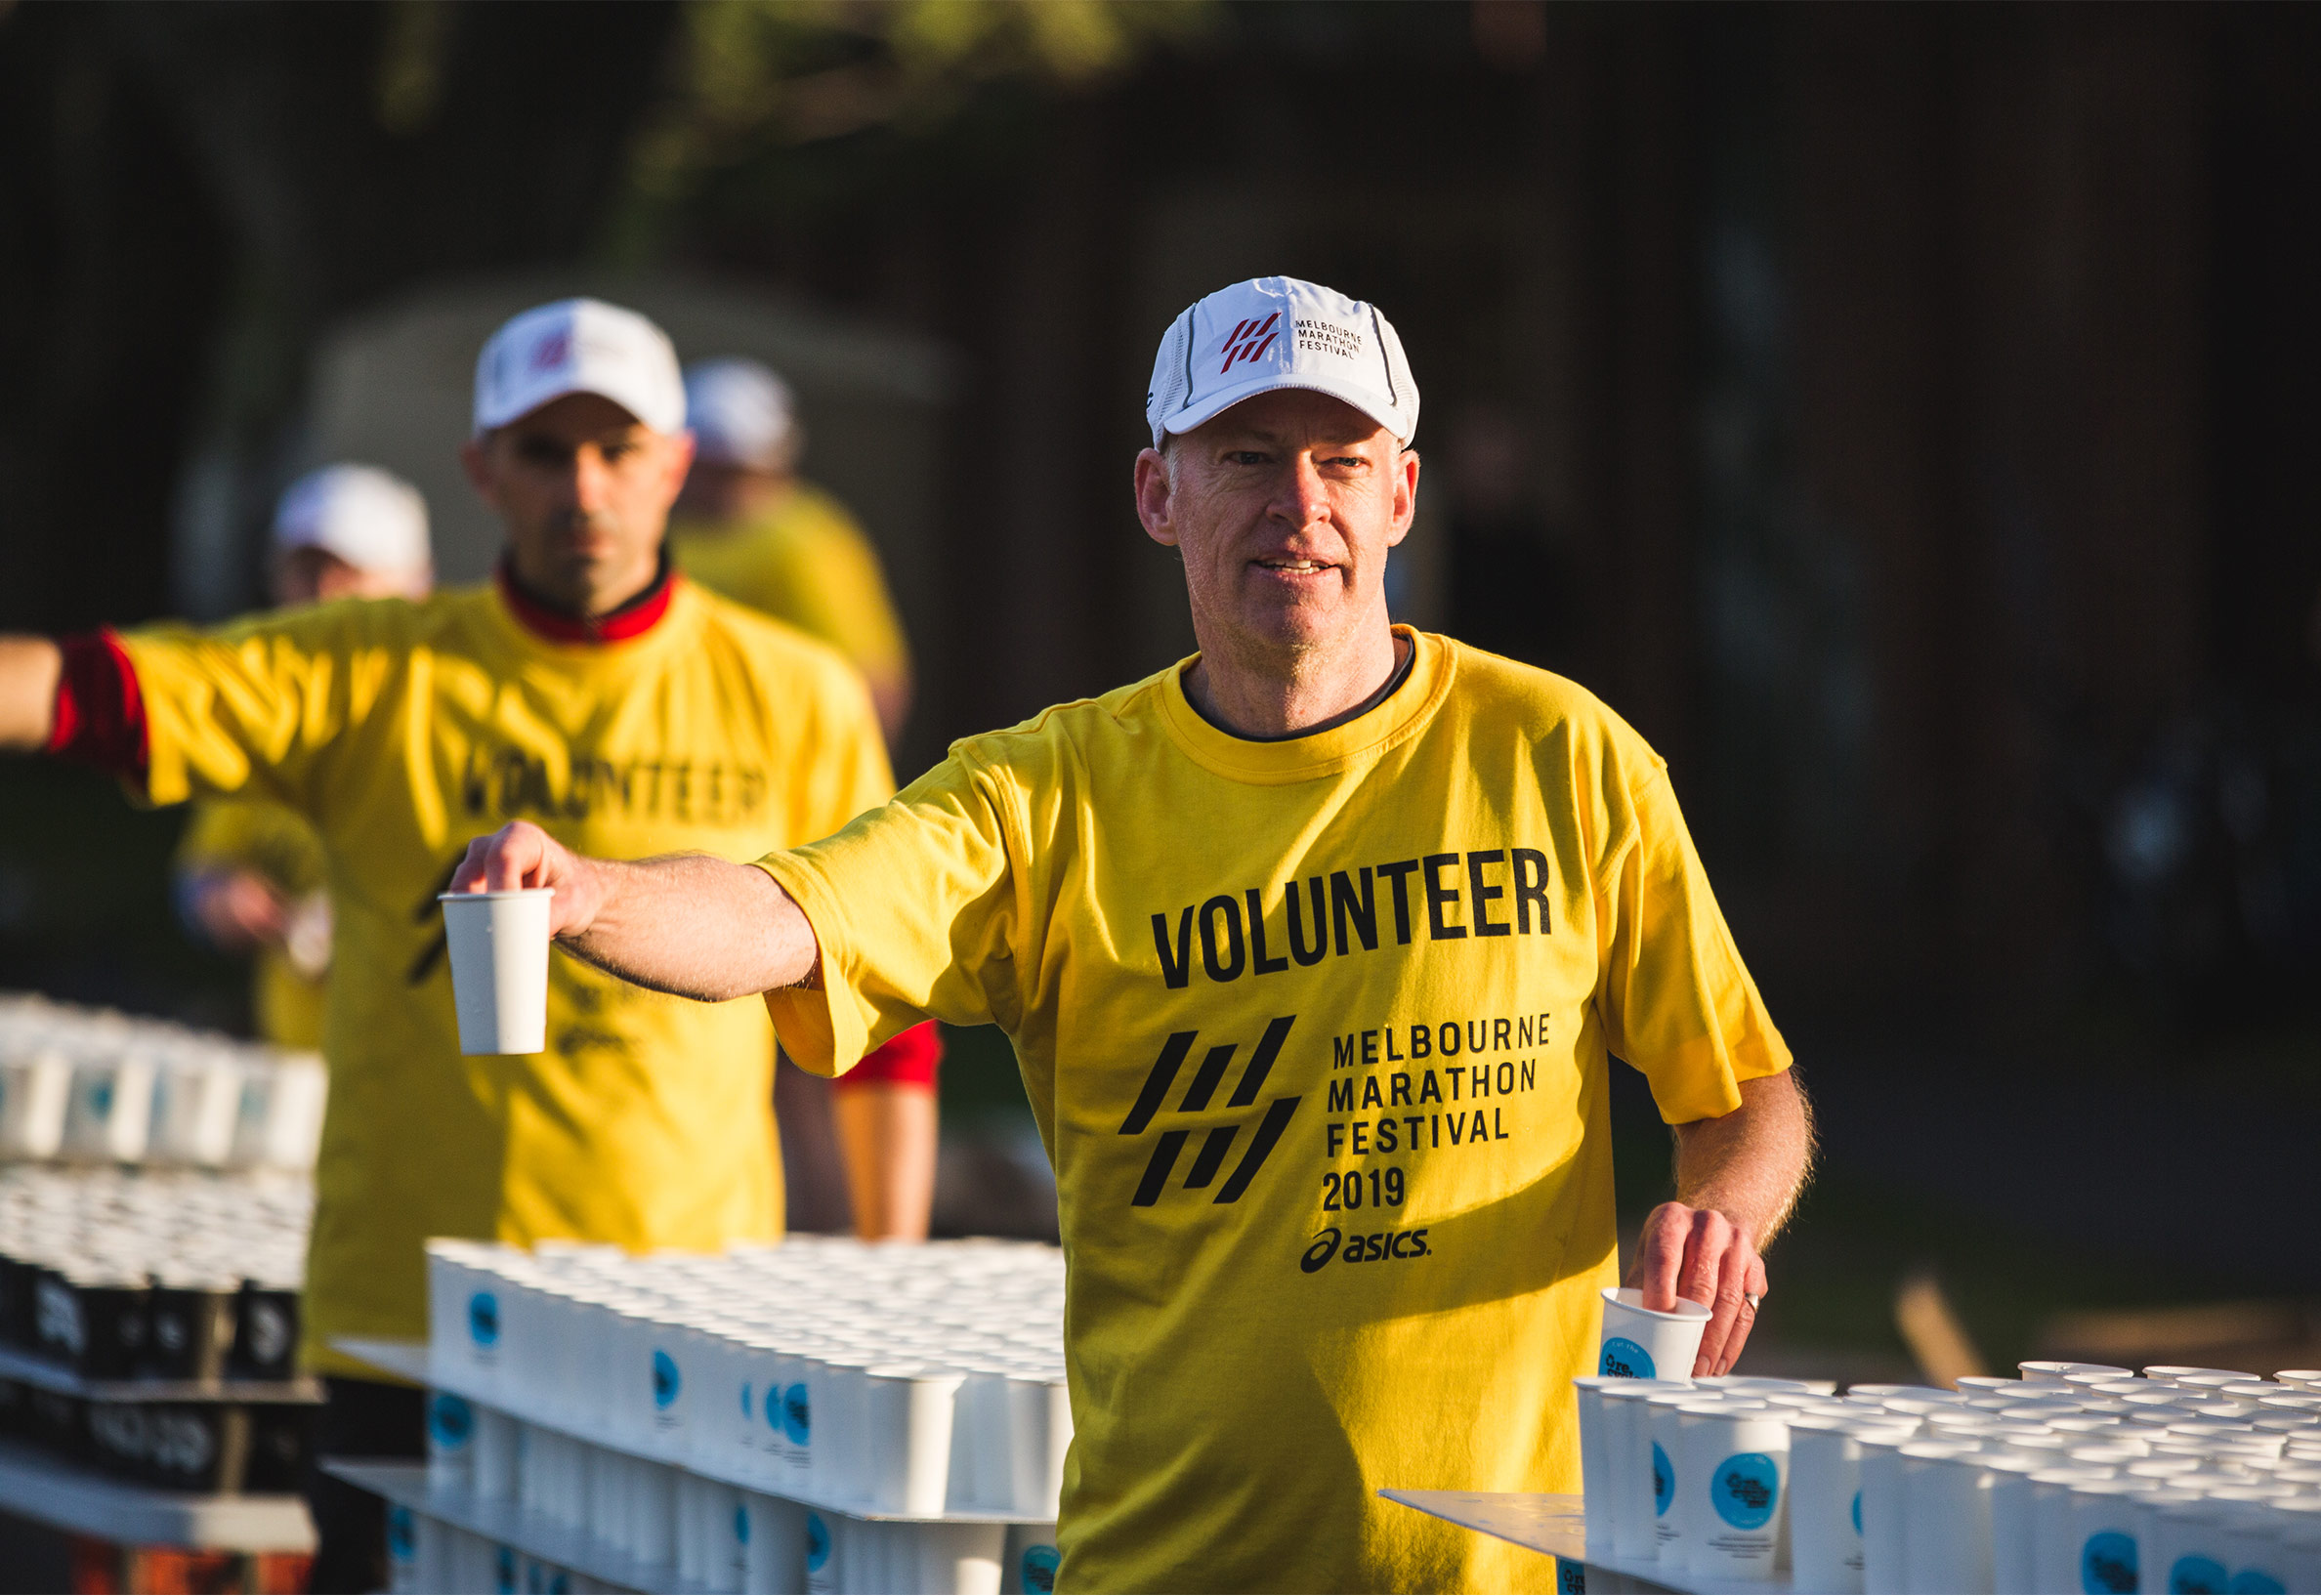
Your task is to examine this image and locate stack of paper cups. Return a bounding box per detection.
[1571,1376,1622,1561]
[1790,1416,1909,1593]
[1597,1285,1712,1381]
[1601,1380,1692,1568]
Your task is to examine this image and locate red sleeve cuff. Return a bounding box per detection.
[45,632,148,778]
[834,1020,943,1092]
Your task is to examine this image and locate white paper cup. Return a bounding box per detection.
[1648,1390,1716,1566]
[2064,1476,2143,1594]
[1603,1380,1693,1563]
[2273,1502,2321,1596]
[740,1490,807,1595]
[1001,1523,1060,1595]
[231,1053,327,1169]
[441,888,555,1055]
[634,1458,679,1574]
[0,1051,69,1158]
[1599,1285,1712,1382]
[62,1056,154,1161]
[2020,1361,2132,1383]
[1897,1441,1999,1593]
[1858,1428,1925,1594]
[471,1405,520,1503]
[1680,1401,1788,1582]
[913,1522,1007,1596]
[1573,1376,1622,1559]
[861,1365,962,1516]
[804,1509,840,1595]
[426,1390,476,1496]
[1003,1370,1071,1520]
[1790,1418,1902,1594]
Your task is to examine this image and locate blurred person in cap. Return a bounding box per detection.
[0,297,922,1591]
[669,356,939,1242]
[175,465,434,1050]
[451,276,1814,1592]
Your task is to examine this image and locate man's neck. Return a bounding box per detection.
[1182,620,1409,740]
[498,550,675,644]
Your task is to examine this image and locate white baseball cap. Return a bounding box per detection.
[472,298,687,436]
[1145,276,1419,449]
[272,465,432,590]
[684,357,800,470]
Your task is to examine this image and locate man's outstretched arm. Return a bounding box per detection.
[0,639,63,750]
[451,819,820,1001]
[1624,1069,1815,1376]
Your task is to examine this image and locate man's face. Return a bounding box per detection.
[460,392,695,613]
[1135,388,1418,659]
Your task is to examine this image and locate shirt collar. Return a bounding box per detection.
[495,550,678,645]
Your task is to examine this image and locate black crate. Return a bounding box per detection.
[23,1384,83,1460]
[141,1285,238,1382]
[31,1270,150,1378]
[80,1398,315,1494]
[0,1254,36,1350]
[228,1283,299,1381]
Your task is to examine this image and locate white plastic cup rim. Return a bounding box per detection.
[1601,1285,1712,1323]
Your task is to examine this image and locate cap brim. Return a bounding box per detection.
[1160,369,1412,446]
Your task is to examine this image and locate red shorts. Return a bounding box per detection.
[831,1020,941,1092]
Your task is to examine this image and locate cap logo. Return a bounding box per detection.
[528,327,571,373]
[1217,314,1281,375]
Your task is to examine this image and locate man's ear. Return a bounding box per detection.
[459,437,500,512]
[1134,445,1179,549]
[1384,446,1419,549]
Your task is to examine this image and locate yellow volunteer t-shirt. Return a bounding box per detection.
[176,798,331,1050]
[668,483,909,686]
[757,628,1790,1594]
[121,578,891,1377]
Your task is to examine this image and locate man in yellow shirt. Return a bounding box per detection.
[0,298,905,1590]
[667,357,940,1240]
[456,275,1815,1593]
[176,464,436,1049]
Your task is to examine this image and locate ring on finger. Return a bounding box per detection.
[1742,1291,1763,1312]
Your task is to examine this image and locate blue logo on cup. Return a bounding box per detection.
[493,1544,517,1595]
[653,1348,681,1408]
[1600,1335,1655,1379]
[2228,1573,2286,1595]
[1020,1545,1060,1595]
[468,1291,499,1346]
[428,1391,473,1448]
[386,1504,416,1561]
[1851,1490,1862,1536]
[734,1501,751,1546]
[90,1080,113,1115]
[739,1379,753,1417]
[2082,1530,2136,1594]
[1652,1441,1674,1515]
[1710,1451,1779,1530]
[805,1513,830,1572]
[2169,1556,2225,1594]
[783,1381,811,1446]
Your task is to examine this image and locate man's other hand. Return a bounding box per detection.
[186,869,290,953]
[448,820,606,939]
[1627,1199,1769,1377]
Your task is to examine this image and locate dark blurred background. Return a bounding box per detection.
[4,0,2319,1380]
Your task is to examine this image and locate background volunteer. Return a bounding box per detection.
[0,296,913,1592]
[175,464,435,1049]
[670,357,940,1241]
[447,276,1815,1594]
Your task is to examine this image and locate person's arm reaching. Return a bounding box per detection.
[0,639,63,750]
[450,819,821,999]
[1625,1069,1815,1376]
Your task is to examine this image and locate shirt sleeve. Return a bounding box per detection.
[752,749,1021,1079]
[115,609,370,814]
[1594,762,1793,1123]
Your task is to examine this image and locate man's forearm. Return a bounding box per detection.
[1671,1069,1815,1248]
[560,853,820,1002]
[0,638,62,751]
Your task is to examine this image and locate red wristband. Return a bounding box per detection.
[46,631,148,777]
[834,1020,943,1092]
